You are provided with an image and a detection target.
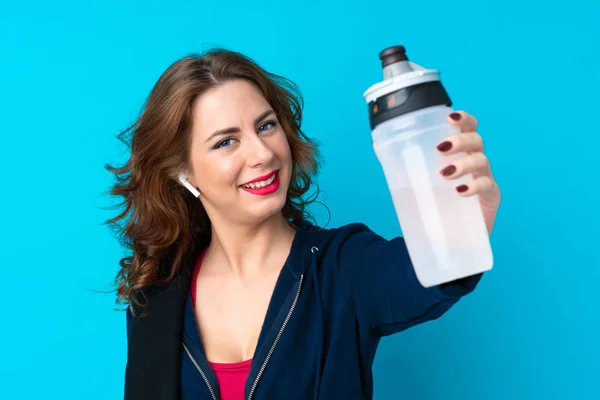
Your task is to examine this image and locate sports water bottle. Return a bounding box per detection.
[363,45,493,287]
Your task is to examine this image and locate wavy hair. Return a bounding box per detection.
[105,49,321,309]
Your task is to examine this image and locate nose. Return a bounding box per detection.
[245,132,275,168]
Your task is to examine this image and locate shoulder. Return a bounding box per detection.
[304,220,401,248]
[299,220,407,265]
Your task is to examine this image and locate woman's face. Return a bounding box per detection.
[187,79,293,226]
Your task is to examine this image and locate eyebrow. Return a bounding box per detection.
[204,109,276,144]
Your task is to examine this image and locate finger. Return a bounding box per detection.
[440,152,491,179]
[436,132,484,154]
[455,176,496,197]
[448,110,478,133]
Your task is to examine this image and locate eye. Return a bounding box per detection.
[214,137,236,149]
[258,120,277,133]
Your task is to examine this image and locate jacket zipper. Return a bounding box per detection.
[183,341,218,400]
[247,274,304,400]
[183,274,304,400]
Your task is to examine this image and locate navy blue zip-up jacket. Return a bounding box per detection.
[124,221,482,399]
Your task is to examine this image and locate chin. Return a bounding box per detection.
[247,193,288,223]
[238,187,288,224]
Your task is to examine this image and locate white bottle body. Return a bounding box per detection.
[373,105,493,287]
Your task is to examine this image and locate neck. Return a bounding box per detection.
[205,212,296,276]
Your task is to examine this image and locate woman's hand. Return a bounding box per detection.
[437,111,501,235]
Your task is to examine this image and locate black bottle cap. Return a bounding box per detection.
[379,46,408,68]
[367,45,452,130]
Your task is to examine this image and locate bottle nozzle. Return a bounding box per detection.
[379,45,414,79]
[379,46,408,67]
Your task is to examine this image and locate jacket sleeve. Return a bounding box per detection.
[332,223,483,337]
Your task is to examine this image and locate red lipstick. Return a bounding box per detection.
[241,170,278,185]
[240,170,280,196]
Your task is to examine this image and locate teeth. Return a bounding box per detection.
[241,173,276,189]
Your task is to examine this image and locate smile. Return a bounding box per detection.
[239,170,280,196]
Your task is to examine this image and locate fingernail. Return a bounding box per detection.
[441,165,456,176]
[437,141,452,152]
[456,184,468,193]
[449,112,462,121]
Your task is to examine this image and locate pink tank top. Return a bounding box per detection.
[191,250,252,400]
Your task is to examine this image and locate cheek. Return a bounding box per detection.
[192,156,241,192]
[275,134,293,167]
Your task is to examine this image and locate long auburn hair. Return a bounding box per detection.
[105,49,321,309]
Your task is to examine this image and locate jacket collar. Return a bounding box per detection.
[124,238,203,400]
[124,219,331,400]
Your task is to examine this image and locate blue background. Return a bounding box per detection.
[1,1,598,398]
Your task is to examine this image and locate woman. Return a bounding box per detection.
[108,48,501,400]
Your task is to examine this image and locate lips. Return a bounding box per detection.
[239,170,278,188]
[239,170,280,196]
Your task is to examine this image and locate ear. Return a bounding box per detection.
[177,172,201,197]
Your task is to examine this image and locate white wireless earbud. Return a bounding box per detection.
[178,172,201,197]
